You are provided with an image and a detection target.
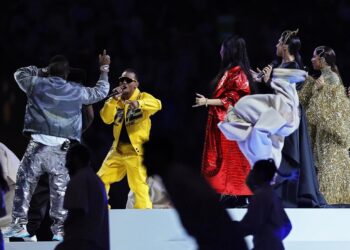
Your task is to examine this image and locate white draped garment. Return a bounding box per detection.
[218,68,307,167]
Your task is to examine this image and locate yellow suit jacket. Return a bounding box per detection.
[100,88,162,155]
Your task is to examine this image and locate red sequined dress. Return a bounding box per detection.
[201,66,252,195]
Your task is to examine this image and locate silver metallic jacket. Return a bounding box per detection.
[14,66,110,141]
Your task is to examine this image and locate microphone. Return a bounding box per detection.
[257,60,279,79]
[105,85,127,99]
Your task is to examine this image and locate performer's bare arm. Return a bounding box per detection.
[192,93,223,107]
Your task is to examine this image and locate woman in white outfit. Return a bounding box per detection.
[218,68,307,168]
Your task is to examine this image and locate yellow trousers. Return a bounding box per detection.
[97,142,152,209]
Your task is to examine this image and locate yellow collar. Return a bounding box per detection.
[128,88,140,101]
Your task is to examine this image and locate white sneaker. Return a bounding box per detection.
[2,223,37,242]
[22,234,37,242]
[2,223,29,238]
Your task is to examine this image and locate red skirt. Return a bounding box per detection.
[201,115,252,195]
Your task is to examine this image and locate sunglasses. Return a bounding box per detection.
[118,76,137,85]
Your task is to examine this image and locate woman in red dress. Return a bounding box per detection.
[193,36,253,207]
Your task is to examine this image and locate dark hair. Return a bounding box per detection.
[211,36,252,91]
[252,159,277,183]
[143,135,175,176]
[280,30,303,68]
[66,143,91,171]
[315,46,342,80]
[124,68,139,81]
[48,55,70,79]
[0,163,9,192]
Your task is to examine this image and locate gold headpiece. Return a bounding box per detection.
[281,28,299,44]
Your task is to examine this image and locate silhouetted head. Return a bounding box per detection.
[143,135,175,176]
[48,55,70,80]
[66,143,91,176]
[246,159,277,192]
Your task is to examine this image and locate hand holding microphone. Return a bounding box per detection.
[251,60,279,83]
[257,65,273,83]
[106,85,127,100]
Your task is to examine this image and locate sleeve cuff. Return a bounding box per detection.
[99,71,108,81]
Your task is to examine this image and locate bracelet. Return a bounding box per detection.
[100,65,109,72]
[205,98,208,107]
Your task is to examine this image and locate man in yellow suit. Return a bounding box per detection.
[98,69,162,208]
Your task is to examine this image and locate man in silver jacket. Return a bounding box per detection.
[3,50,110,241]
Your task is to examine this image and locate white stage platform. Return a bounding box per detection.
[6,208,350,250]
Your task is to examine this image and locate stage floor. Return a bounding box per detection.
[6,208,350,250]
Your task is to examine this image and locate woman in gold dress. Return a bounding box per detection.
[299,46,350,204]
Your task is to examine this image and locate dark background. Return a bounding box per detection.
[1,0,350,207]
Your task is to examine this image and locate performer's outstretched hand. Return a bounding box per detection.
[192,93,207,107]
[99,49,111,66]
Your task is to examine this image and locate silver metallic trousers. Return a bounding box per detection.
[12,140,69,235]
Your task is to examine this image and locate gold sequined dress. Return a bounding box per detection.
[299,67,350,204]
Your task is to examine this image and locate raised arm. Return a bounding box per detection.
[13,66,39,94]
[81,50,111,105]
